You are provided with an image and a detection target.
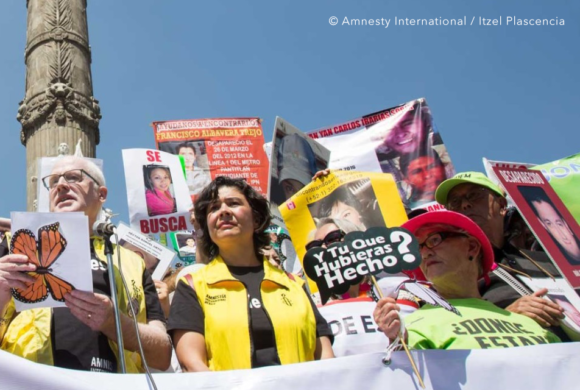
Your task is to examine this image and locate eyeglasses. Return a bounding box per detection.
[42,169,100,190]
[419,231,468,251]
[305,229,345,251]
[447,187,488,211]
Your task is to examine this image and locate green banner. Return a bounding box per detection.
[532,153,580,224]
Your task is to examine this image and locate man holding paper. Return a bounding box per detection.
[0,156,171,372]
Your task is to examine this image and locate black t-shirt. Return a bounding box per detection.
[168,264,332,368]
[51,241,166,372]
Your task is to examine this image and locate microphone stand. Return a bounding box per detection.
[103,232,127,373]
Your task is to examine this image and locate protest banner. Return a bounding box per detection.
[268,117,331,228]
[10,212,92,311]
[114,222,176,281]
[308,98,455,210]
[532,153,580,224]
[122,149,193,235]
[36,157,104,212]
[152,118,269,201]
[1,343,580,390]
[318,297,389,356]
[279,170,408,290]
[492,166,580,288]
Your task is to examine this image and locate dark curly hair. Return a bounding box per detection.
[194,176,272,261]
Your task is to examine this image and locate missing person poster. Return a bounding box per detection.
[167,231,198,275]
[279,170,408,288]
[152,118,269,201]
[122,149,193,235]
[114,222,176,281]
[532,153,580,225]
[515,276,580,340]
[493,166,580,288]
[308,98,455,210]
[170,230,197,261]
[269,117,331,228]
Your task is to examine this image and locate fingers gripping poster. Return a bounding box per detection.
[279,170,408,289]
[122,149,193,235]
[152,118,269,202]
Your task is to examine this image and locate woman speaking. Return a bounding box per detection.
[168,177,333,371]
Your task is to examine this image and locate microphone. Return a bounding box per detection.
[92,220,117,236]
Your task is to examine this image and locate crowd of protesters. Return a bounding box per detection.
[0,155,573,375]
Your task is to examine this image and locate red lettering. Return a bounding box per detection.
[168,217,177,231]
[178,216,187,230]
[140,220,150,234]
[140,216,189,234]
[146,150,161,162]
[159,218,168,232]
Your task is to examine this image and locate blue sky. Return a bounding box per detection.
[0,0,579,222]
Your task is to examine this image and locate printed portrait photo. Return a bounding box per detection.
[118,238,160,275]
[158,140,211,198]
[547,294,580,329]
[175,232,197,258]
[518,185,580,266]
[143,164,177,217]
[307,179,387,235]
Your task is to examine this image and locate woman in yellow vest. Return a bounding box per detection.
[169,176,334,371]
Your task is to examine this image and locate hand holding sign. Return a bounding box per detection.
[303,226,420,303]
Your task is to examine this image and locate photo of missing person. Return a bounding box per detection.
[270,121,330,206]
[369,99,455,208]
[518,186,580,266]
[175,232,196,258]
[547,294,580,329]
[143,164,177,217]
[158,140,211,199]
[118,239,161,275]
[307,179,386,232]
[399,151,447,209]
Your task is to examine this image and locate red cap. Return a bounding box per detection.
[401,210,495,281]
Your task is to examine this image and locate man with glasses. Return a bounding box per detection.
[434,172,569,339]
[0,156,172,372]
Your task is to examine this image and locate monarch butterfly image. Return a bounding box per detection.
[10,222,75,303]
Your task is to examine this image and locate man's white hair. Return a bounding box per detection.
[52,156,106,187]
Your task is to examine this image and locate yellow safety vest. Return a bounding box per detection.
[181,256,317,371]
[0,236,148,373]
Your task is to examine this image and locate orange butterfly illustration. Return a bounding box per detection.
[10,222,75,303]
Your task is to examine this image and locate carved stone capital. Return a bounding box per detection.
[18,84,101,145]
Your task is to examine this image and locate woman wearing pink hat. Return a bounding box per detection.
[373,210,561,349]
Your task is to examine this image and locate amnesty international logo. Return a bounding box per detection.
[205,294,226,305]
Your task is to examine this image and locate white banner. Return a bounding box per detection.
[1,344,578,390]
[318,298,388,357]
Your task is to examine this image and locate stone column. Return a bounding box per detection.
[17,0,101,210]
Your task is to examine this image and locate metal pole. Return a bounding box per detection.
[103,235,127,373]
